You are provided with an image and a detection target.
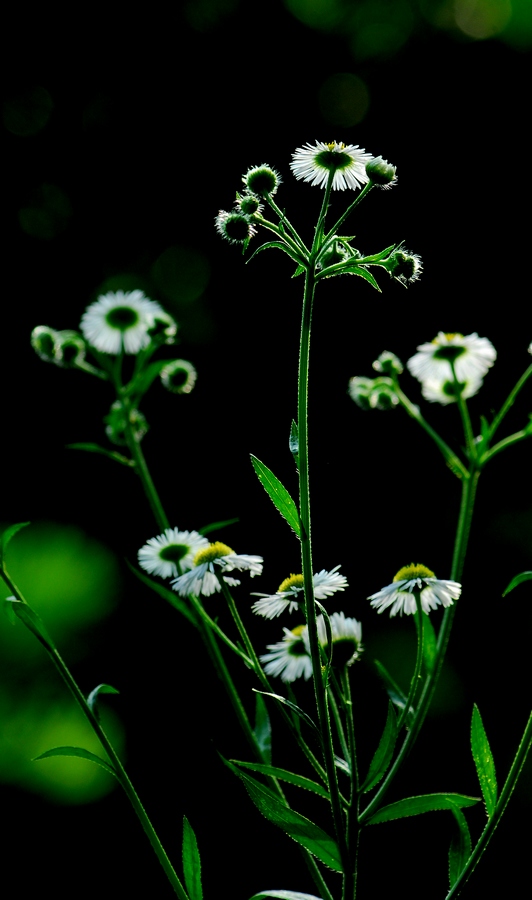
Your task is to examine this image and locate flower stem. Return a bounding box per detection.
[487,363,532,442]
[122,400,169,532]
[397,593,425,731]
[446,711,532,899]
[323,182,374,246]
[341,666,359,900]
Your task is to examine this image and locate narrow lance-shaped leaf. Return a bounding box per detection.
[448,803,472,888]
[471,703,498,818]
[253,690,319,735]
[373,659,411,720]
[360,701,398,793]
[254,693,272,764]
[246,241,305,268]
[87,683,120,721]
[222,758,342,872]
[182,816,203,900]
[365,793,480,825]
[414,609,437,674]
[230,760,330,800]
[249,892,324,900]
[67,443,134,467]
[198,517,239,536]
[502,571,532,596]
[33,746,117,779]
[0,522,30,567]
[6,598,56,651]
[250,455,301,539]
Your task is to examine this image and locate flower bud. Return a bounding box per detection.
[215,210,257,245]
[54,330,86,367]
[236,193,262,216]
[348,376,398,410]
[243,165,281,197]
[160,359,197,394]
[366,156,397,187]
[31,325,59,363]
[385,249,422,286]
[104,401,148,445]
[147,310,178,345]
[319,240,349,270]
[372,350,403,376]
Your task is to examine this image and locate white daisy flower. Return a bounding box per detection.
[308,612,363,667]
[528,341,532,355]
[290,141,373,191]
[260,625,313,683]
[407,332,496,385]
[368,563,462,617]
[80,290,164,355]
[420,375,483,405]
[171,541,263,597]
[251,566,348,619]
[137,528,209,579]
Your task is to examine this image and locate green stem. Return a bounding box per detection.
[323,182,374,246]
[446,712,532,899]
[451,361,477,462]
[1,573,188,900]
[341,667,359,900]
[263,195,309,255]
[187,591,253,665]
[480,428,531,466]
[360,470,480,824]
[122,401,169,532]
[252,214,309,265]
[488,363,532,442]
[397,593,425,731]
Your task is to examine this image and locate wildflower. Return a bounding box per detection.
[260,625,313,683]
[387,249,423,286]
[420,375,483,405]
[243,165,281,197]
[54,330,86,367]
[235,193,263,216]
[171,541,263,597]
[31,325,59,363]
[368,563,462,617]
[160,359,197,394]
[138,528,209,579]
[309,612,363,667]
[215,210,257,245]
[80,290,164,355]
[407,333,496,384]
[348,376,398,410]
[372,350,403,376]
[251,566,348,619]
[366,155,397,188]
[146,310,178,345]
[290,141,372,191]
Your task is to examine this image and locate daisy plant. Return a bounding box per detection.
[2,140,531,900]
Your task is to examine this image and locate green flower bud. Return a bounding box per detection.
[366,156,397,188]
[236,193,262,216]
[31,325,59,363]
[348,376,398,410]
[243,165,281,197]
[104,401,148,445]
[215,210,256,245]
[160,359,197,394]
[147,311,178,345]
[372,350,403,376]
[55,330,86,367]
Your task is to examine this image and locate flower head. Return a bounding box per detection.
[31,325,60,363]
[243,165,281,197]
[407,333,496,385]
[388,249,423,286]
[372,350,404,376]
[54,330,87,367]
[138,528,209,579]
[348,376,398,411]
[80,290,164,355]
[251,566,348,619]
[146,310,178,345]
[290,141,372,191]
[260,624,313,683]
[308,612,363,667]
[368,563,462,617]
[420,375,483,405]
[171,541,263,597]
[215,210,257,245]
[160,359,197,394]
[365,155,397,188]
[235,193,263,216]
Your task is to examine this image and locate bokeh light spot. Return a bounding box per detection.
[18,184,72,240]
[3,86,53,136]
[318,73,370,127]
[152,245,211,307]
[284,0,343,30]
[454,0,512,39]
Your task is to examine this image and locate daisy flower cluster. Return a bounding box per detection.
[138,528,209,579]
[368,563,462,617]
[31,325,87,368]
[407,332,496,405]
[260,612,363,683]
[251,566,348,619]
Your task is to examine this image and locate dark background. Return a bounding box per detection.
[2,2,531,897]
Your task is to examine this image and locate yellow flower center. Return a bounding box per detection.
[193,542,234,566]
[393,563,435,582]
[291,624,306,637]
[432,332,463,344]
[278,573,305,593]
[326,141,346,151]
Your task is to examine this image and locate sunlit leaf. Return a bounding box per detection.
[230,760,330,800]
[253,690,318,735]
[414,610,437,674]
[360,701,397,793]
[254,694,272,764]
[67,443,134,467]
[471,704,497,818]
[448,803,472,888]
[246,241,305,267]
[502,571,532,596]
[0,522,30,567]
[365,793,479,825]
[182,816,203,900]
[6,597,56,651]
[250,456,301,539]
[87,683,120,721]
[250,892,324,900]
[198,517,239,536]
[223,759,342,872]
[33,746,117,779]
[291,265,305,278]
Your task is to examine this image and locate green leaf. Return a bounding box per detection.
[366,793,480,825]
[253,694,272,764]
[373,660,411,721]
[344,265,382,290]
[124,359,175,399]
[250,455,301,539]
[357,243,396,264]
[471,704,498,817]
[223,759,342,872]
[246,241,305,268]
[230,760,330,800]
[198,517,239,536]
[291,265,305,278]
[360,701,398,793]
[414,610,437,674]
[0,521,30,567]
[448,803,472,888]
[182,816,203,900]
[250,892,324,900]
[502,571,532,596]
[87,683,120,721]
[253,690,318,735]
[6,597,56,651]
[33,746,117,778]
[127,562,198,627]
[67,443,134,467]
